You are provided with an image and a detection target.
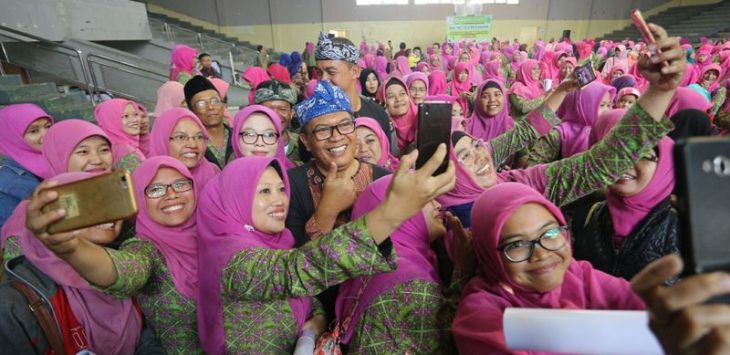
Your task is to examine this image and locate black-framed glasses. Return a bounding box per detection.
[239,130,279,145]
[144,178,193,199]
[497,226,568,263]
[193,97,223,109]
[169,133,206,144]
[309,119,356,141]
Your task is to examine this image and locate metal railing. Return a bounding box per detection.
[0,24,94,103]
[86,52,168,108]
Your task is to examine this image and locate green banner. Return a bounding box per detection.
[446,15,492,41]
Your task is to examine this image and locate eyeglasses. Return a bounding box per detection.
[240,130,279,145]
[169,133,206,144]
[498,226,569,263]
[193,97,223,109]
[456,139,486,166]
[144,178,193,199]
[410,87,427,94]
[309,119,355,141]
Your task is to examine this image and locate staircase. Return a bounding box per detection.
[0,74,96,122]
[601,1,727,42]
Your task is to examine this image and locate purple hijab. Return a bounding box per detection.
[196,157,312,354]
[466,79,515,141]
[149,107,220,188]
[0,104,54,178]
[17,172,142,354]
[231,104,296,169]
[41,119,110,176]
[335,176,441,343]
[132,156,200,299]
[555,81,615,158]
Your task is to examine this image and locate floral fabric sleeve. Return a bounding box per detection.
[115,152,143,173]
[525,130,562,166]
[509,93,544,118]
[3,236,21,263]
[711,87,727,116]
[544,103,674,207]
[221,217,397,301]
[102,238,155,298]
[489,104,560,166]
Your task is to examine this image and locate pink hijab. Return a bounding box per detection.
[354,117,399,171]
[428,70,447,95]
[41,119,109,176]
[374,56,389,81]
[557,57,577,82]
[406,72,429,96]
[605,63,629,84]
[508,60,544,100]
[466,79,515,141]
[555,81,615,158]
[196,157,312,354]
[267,63,292,84]
[452,183,644,354]
[449,63,473,117]
[94,98,147,166]
[0,104,54,178]
[590,110,675,247]
[380,77,418,152]
[242,66,271,104]
[231,104,296,169]
[666,86,712,117]
[149,108,221,188]
[170,44,197,81]
[394,55,412,77]
[133,157,200,299]
[16,172,143,354]
[154,81,185,117]
[482,59,503,81]
[305,79,318,99]
[436,131,487,209]
[540,51,559,82]
[696,63,722,92]
[336,176,441,344]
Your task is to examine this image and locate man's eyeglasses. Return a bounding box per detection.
[193,97,223,110]
[309,119,355,141]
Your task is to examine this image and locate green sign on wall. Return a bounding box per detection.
[446,15,493,41]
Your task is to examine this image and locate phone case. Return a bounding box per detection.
[674,138,730,276]
[630,9,656,44]
[575,63,596,87]
[42,170,138,234]
[416,103,452,176]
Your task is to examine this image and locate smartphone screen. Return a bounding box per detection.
[574,63,596,87]
[415,102,452,176]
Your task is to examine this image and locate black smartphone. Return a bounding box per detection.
[416,102,452,176]
[674,137,730,302]
[574,62,596,87]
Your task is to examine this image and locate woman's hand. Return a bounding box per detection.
[638,24,686,92]
[631,255,730,355]
[445,213,476,275]
[25,180,81,255]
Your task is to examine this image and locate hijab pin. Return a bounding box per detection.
[244,224,255,232]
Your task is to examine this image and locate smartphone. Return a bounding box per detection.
[630,9,656,44]
[416,102,452,176]
[674,138,730,303]
[41,170,138,234]
[574,62,596,87]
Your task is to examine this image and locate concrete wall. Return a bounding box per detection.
[0,0,151,41]
[144,0,722,52]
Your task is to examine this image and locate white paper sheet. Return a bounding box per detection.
[503,308,663,355]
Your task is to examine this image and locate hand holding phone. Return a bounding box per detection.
[574,63,596,87]
[631,9,667,67]
[416,103,452,176]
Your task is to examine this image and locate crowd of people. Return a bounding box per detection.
[0,21,728,355]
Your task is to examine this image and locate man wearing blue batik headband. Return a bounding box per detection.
[313,33,395,154]
[286,80,392,322]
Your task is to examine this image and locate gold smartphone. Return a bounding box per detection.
[41,170,138,234]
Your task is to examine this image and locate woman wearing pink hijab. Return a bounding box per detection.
[540,51,560,82]
[380,76,419,152]
[334,176,445,353]
[374,56,389,81]
[5,170,166,354]
[604,63,629,84]
[482,59,504,82]
[392,55,412,77]
[429,53,444,71]
[558,57,577,83]
[452,183,644,353]
[231,104,296,169]
[354,117,399,171]
[22,156,205,352]
[601,44,629,78]
[526,80,615,165]
[448,63,474,117]
[466,79,515,142]
[94,98,149,171]
[0,104,53,228]
[428,69,448,95]
[195,154,451,354]
[170,44,198,84]
[573,109,679,283]
[150,107,221,189]
[241,66,271,105]
[154,81,185,117]
[405,71,429,104]
[508,59,546,119]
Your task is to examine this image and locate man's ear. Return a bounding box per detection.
[299,131,312,152]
